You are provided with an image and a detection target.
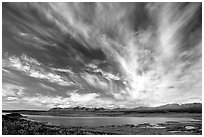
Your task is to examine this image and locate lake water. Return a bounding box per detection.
[22,114,198,127]
[2,112,198,127]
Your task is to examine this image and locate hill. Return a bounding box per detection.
[48,103,202,114]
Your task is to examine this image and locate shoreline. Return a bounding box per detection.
[2,113,202,135]
[2,111,202,118]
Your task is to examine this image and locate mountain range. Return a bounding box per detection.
[49,103,202,113]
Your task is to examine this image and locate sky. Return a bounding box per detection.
[2,2,202,110]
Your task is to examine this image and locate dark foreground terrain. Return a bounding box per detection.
[2,113,202,135]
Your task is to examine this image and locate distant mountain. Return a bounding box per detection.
[49,106,106,112]
[48,103,202,113]
[3,103,201,117]
[157,103,181,110]
[129,103,202,113]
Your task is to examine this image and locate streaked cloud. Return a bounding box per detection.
[7,97,18,101]
[2,2,201,109]
[39,83,55,92]
[3,54,75,86]
[51,67,74,74]
[2,83,25,97]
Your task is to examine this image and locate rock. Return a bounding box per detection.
[5,113,23,118]
[185,126,194,130]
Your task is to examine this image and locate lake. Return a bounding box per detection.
[21,114,198,127]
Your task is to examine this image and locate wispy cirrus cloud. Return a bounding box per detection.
[39,83,55,92]
[2,83,25,97]
[51,67,74,74]
[85,63,120,81]
[3,54,75,86]
[18,32,58,49]
[2,3,201,109]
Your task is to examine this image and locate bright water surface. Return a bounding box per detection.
[19,114,198,127]
[2,112,198,127]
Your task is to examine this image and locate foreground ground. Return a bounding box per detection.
[2,113,202,135]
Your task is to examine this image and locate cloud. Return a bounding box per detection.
[51,67,74,74]
[81,72,109,90]
[21,54,41,65]
[2,68,10,73]
[2,3,202,109]
[4,54,74,86]
[17,30,58,50]
[2,83,25,104]
[22,95,70,108]
[7,97,18,101]
[69,92,99,103]
[2,83,25,97]
[85,63,120,81]
[21,93,112,109]
[39,83,55,91]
